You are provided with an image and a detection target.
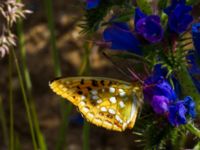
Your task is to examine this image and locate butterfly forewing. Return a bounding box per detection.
[49,77,142,132]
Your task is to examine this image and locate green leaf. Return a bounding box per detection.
[136,0,152,14]
[158,0,168,10]
[193,141,200,150]
[187,0,200,5]
[105,51,151,64]
[109,9,135,23]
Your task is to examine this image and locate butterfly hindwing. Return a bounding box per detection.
[49,77,142,131]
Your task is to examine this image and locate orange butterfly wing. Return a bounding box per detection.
[49,77,143,131]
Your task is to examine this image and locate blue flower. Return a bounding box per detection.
[103,22,142,54]
[167,96,196,126]
[168,102,187,126]
[183,96,196,118]
[164,0,193,34]
[164,0,186,15]
[86,0,100,9]
[143,75,177,103]
[134,8,163,43]
[143,65,196,126]
[192,23,200,57]
[151,95,169,114]
[143,77,177,117]
[134,8,146,24]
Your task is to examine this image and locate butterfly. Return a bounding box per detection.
[49,76,143,132]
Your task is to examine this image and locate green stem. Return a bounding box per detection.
[55,104,73,150]
[9,50,14,150]
[193,141,200,150]
[186,123,200,138]
[11,48,38,150]
[16,16,47,150]
[14,134,22,150]
[176,65,200,148]
[30,100,47,150]
[83,121,90,150]
[43,0,72,149]
[79,43,91,76]
[79,43,91,150]
[43,0,61,77]
[0,96,9,147]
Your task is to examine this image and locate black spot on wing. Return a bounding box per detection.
[77,91,83,95]
[92,80,98,87]
[80,79,84,85]
[87,87,92,91]
[100,80,105,86]
[108,81,112,86]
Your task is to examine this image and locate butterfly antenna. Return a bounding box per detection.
[126,61,144,82]
[127,60,149,81]
[102,52,133,81]
[143,64,150,76]
[83,39,112,49]
[127,67,144,84]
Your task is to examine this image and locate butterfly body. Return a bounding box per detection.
[49,77,143,132]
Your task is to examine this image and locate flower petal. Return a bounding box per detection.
[103,23,142,54]
[151,96,169,114]
[86,0,100,9]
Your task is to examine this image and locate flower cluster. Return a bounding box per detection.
[143,65,196,126]
[164,0,193,34]
[0,0,31,58]
[83,0,199,127]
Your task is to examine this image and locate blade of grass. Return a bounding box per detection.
[9,50,14,150]
[79,42,91,150]
[43,0,61,77]
[16,13,47,150]
[14,134,22,150]
[17,0,43,149]
[11,48,38,150]
[0,96,9,148]
[83,121,90,150]
[78,43,91,76]
[55,104,73,150]
[43,0,73,149]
